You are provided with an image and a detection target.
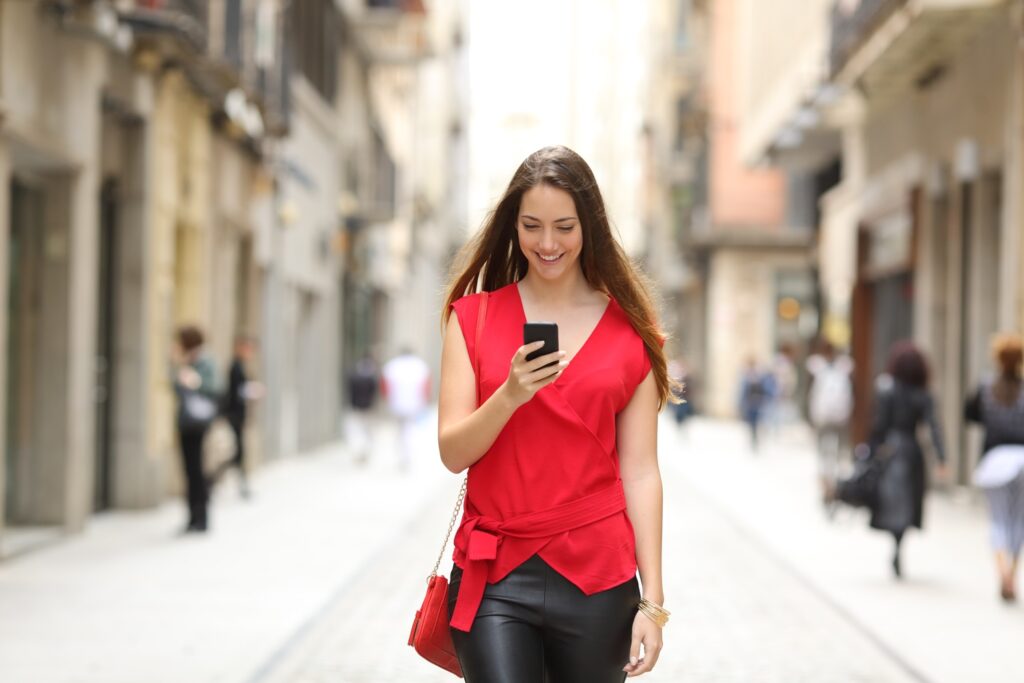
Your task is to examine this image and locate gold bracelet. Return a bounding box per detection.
[637,598,670,628]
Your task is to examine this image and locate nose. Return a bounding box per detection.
[539,227,557,252]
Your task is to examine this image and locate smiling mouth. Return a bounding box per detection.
[537,253,563,263]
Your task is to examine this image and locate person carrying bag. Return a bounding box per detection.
[426,146,675,682]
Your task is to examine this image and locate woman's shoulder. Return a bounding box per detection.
[450,283,520,328]
[604,296,648,341]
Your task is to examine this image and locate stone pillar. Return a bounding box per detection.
[0,143,11,540]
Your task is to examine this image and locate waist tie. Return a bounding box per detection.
[449,482,628,632]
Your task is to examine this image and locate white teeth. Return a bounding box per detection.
[539,254,562,262]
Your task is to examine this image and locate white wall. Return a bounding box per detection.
[465,0,650,255]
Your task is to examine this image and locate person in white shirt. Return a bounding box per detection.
[381,348,432,469]
[806,339,854,500]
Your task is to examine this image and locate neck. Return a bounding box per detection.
[519,268,589,306]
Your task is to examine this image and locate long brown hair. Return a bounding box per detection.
[442,145,677,407]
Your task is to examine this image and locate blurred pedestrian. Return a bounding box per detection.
[381,348,431,470]
[768,344,799,433]
[867,341,947,579]
[739,358,773,451]
[966,332,1024,603]
[210,335,262,499]
[668,357,693,429]
[806,339,854,496]
[437,146,670,679]
[171,325,219,533]
[346,354,379,465]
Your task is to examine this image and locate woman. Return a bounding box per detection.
[966,333,1024,602]
[868,341,947,578]
[171,325,219,533]
[438,146,673,682]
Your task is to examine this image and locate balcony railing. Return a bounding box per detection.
[125,0,209,51]
[829,0,905,76]
[366,0,426,11]
[119,0,290,138]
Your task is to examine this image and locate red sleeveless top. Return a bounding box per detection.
[448,283,651,631]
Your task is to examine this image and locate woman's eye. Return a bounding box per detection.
[557,225,575,232]
[523,224,540,229]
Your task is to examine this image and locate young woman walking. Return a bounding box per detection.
[966,333,1024,602]
[438,146,672,682]
[868,341,947,578]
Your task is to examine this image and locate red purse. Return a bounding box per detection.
[407,481,466,677]
[408,292,488,677]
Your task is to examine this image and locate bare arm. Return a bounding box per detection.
[437,313,565,473]
[617,371,664,676]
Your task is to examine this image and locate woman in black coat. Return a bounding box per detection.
[868,341,947,578]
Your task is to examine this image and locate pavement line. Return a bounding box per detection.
[679,472,933,683]
[244,478,452,683]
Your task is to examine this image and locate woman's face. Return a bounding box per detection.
[516,184,582,282]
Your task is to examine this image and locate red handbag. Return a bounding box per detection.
[408,292,487,677]
[407,482,466,677]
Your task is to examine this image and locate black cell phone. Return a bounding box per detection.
[524,322,559,368]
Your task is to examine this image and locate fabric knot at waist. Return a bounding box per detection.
[449,481,627,632]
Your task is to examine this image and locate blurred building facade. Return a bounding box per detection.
[735,0,1022,482]
[684,0,819,417]
[339,0,467,385]
[0,0,295,554]
[0,0,458,557]
[641,0,709,405]
[465,0,651,259]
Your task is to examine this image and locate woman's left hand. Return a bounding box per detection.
[623,610,663,677]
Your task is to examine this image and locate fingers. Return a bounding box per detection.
[522,360,568,386]
[505,345,567,406]
[623,633,642,675]
[630,637,662,676]
[514,341,545,363]
[623,620,663,677]
[515,344,565,372]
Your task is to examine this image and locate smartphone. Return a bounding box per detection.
[524,322,559,368]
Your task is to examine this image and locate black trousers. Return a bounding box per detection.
[210,417,248,492]
[448,555,639,683]
[178,428,208,529]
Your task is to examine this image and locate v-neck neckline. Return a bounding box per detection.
[513,282,613,367]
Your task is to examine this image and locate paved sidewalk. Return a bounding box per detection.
[663,417,1024,683]
[0,414,448,683]
[3,412,1021,683]
[257,416,1021,683]
[259,426,920,683]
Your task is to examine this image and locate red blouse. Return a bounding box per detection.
[448,282,651,631]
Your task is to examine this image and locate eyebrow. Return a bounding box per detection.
[521,214,577,222]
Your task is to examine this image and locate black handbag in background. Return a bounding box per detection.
[179,388,219,433]
[836,444,887,509]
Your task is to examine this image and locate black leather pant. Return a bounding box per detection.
[448,555,639,683]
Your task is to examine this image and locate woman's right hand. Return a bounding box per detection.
[501,341,567,408]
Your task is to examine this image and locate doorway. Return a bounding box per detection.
[5,179,44,524]
[94,179,119,511]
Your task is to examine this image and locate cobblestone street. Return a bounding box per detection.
[3,414,1023,683]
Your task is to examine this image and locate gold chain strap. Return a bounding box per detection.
[429,477,467,580]
[427,292,483,581]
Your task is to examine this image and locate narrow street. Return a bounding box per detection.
[251,422,920,683]
[5,414,1020,682]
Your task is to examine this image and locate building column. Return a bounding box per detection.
[0,143,11,542]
